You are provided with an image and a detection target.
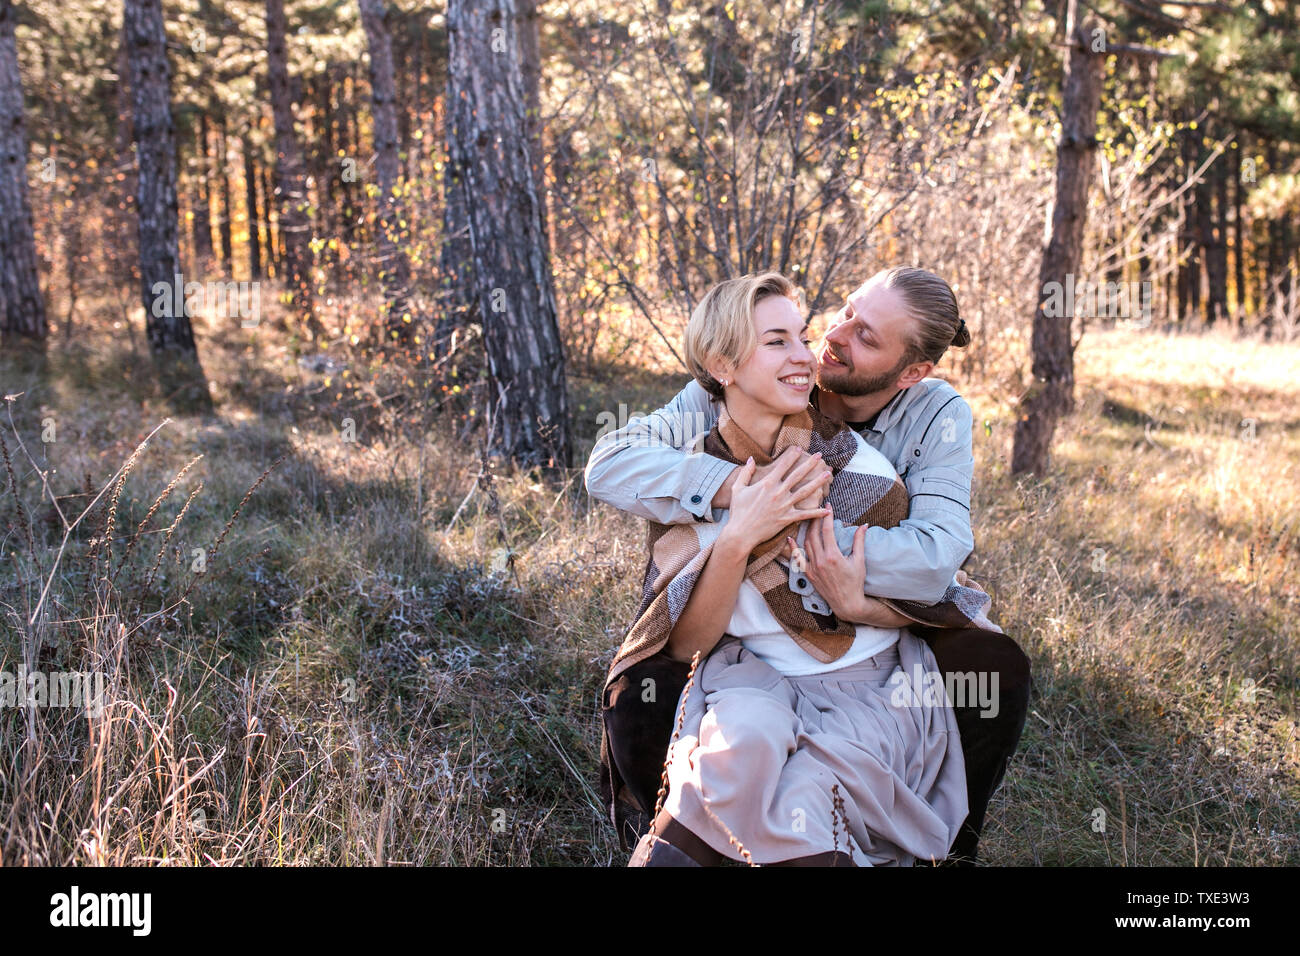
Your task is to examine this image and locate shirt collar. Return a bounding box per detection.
[869,387,910,433]
[811,382,915,433]
[814,384,907,425]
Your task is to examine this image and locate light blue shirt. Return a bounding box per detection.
[583,377,976,604]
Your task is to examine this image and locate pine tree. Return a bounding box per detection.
[0,0,46,340]
[358,0,417,345]
[265,0,319,337]
[122,0,199,359]
[445,0,571,469]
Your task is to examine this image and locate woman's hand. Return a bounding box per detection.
[718,454,831,554]
[798,510,911,627]
[713,446,830,510]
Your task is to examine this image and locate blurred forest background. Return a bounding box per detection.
[0,0,1297,865]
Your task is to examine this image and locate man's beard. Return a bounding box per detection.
[816,350,911,398]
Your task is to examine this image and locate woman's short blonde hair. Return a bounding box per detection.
[684,272,799,398]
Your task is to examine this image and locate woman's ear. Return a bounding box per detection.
[706,358,735,388]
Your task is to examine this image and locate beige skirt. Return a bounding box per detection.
[660,630,968,866]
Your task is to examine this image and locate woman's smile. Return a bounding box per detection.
[779,372,812,392]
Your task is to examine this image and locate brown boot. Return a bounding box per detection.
[627,832,701,867]
[627,810,729,866]
[652,811,726,866]
[767,851,857,866]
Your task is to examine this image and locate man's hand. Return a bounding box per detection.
[798,510,911,628]
[717,455,832,554]
[711,446,832,511]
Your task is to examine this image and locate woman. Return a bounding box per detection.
[609,271,970,866]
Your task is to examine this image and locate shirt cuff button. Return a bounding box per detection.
[690,494,702,504]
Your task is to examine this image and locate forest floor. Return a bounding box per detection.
[1,320,1297,865]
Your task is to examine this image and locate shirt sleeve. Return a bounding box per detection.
[582,379,731,524]
[830,393,976,604]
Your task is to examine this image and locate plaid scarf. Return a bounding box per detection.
[605,403,1001,689]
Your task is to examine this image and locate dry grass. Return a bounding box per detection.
[0,318,1296,866]
[963,326,1300,864]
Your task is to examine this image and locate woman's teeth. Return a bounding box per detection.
[780,374,810,386]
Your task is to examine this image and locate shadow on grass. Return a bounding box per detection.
[997,630,1298,865]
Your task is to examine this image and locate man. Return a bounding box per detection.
[585,266,1031,864]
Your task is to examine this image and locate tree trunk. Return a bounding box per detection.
[1232,138,1246,320]
[123,0,199,359]
[435,60,474,363]
[1263,141,1280,338]
[0,0,46,340]
[309,74,338,278]
[217,115,234,270]
[265,0,319,336]
[123,0,210,409]
[62,170,82,337]
[446,0,571,469]
[336,66,358,251]
[1197,132,1227,326]
[260,159,277,277]
[1170,236,1180,327]
[435,160,474,359]
[1257,217,1270,335]
[1279,195,1294,341]
[358,0,417,344]
[244,136,263,279]
[1213,140,1229,326]
[193,112,214,266]
[517,0,547,241]
[1176,115,1196,325]
[1011,10,1104,476]
[315,72,337,274]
